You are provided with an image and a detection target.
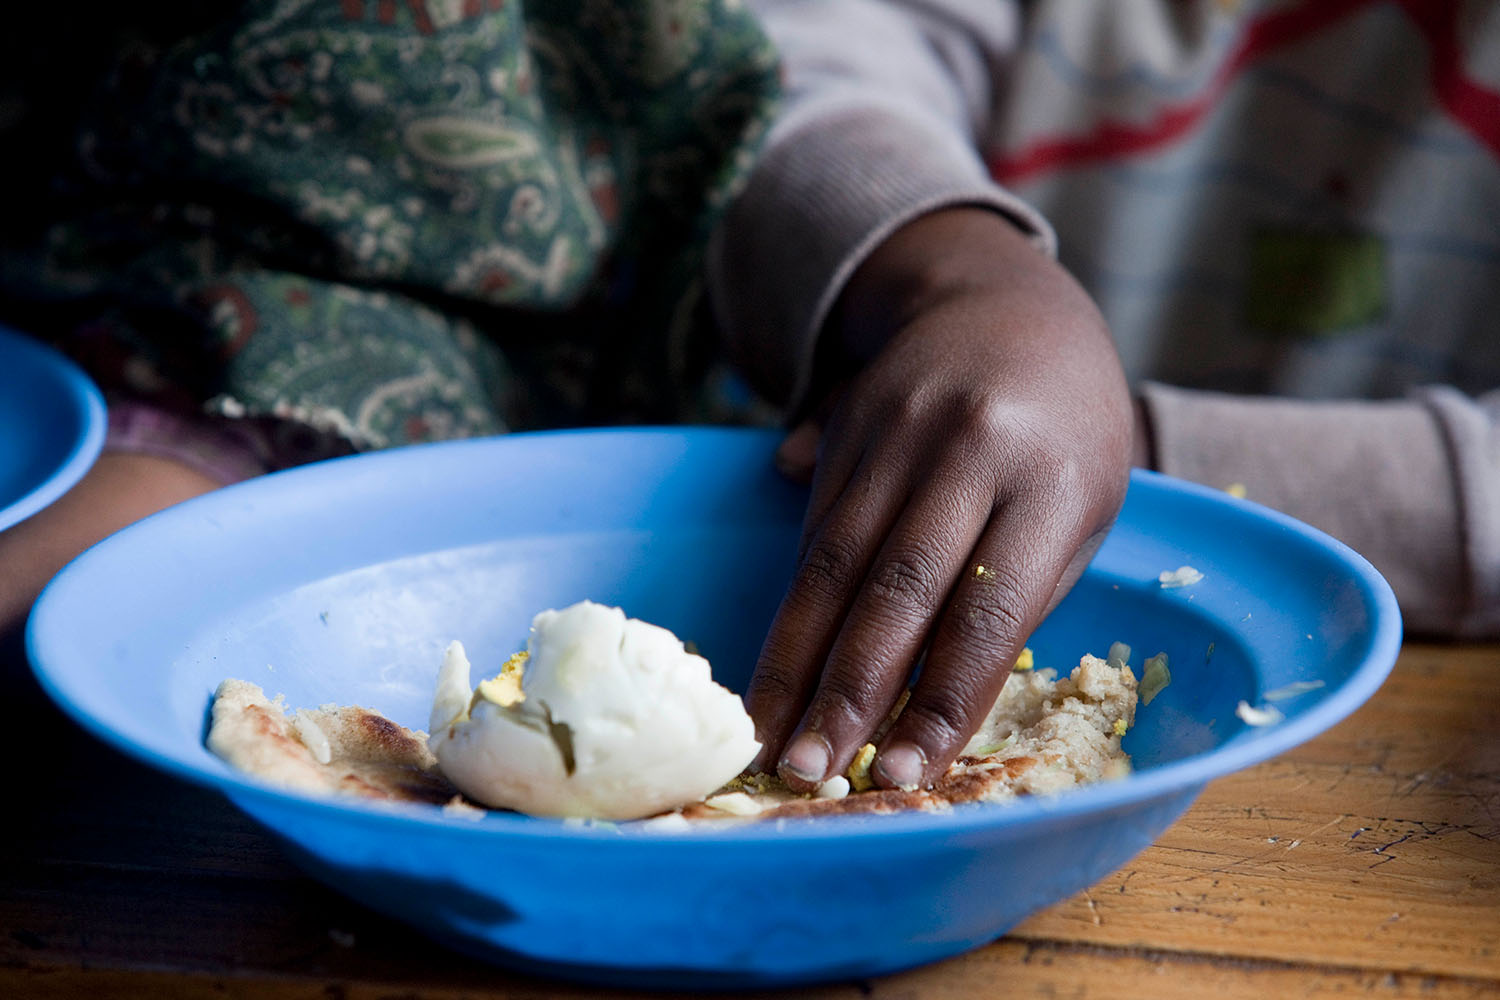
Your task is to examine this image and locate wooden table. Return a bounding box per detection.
[5,637,1499,999]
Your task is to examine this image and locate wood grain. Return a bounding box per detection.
[1014,644,1500,978]
[8,944,1500,1000]
[4,642,1499,997]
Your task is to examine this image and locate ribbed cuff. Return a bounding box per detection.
[1140,381,1476,636]
[1419,386,1500,637]
[708,103,1053,413]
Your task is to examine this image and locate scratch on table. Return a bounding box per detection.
[1364,913,1405,942]
[1371,827,1420,866]
[1398,772,1431,797]
[1165,903,1238,925]
[1461,786,1500,827]
[1297,813,1352,841]
[1083,889,1103,926]
[1367,820,1470,868]
[1322,762,1356,795]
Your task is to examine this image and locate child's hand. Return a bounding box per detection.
[746,208,1133,792]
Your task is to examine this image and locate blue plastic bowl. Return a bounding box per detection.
[27,427,1400,988]
[0,325,106,532]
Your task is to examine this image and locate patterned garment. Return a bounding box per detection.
[1,0,780,463]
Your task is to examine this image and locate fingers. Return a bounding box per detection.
[752,372,1128,792]
[772,472,992,791]
[743,442,900,774]
[871,497,1099,790]
[751,412,1096,792]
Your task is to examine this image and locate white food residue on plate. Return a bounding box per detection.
[1158,565,1204,589]
[1235,700,1285,727]
[1262,680,1326,702]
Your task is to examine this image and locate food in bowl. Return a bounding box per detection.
[429,601,761,820]
[207,602,1142,824]
[206,679,456,806]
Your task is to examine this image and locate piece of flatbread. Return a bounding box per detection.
[206,678,458,806]
[206,653,1137,822]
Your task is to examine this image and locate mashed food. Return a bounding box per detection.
[206,605,1139,824]
[682,651,1136,822]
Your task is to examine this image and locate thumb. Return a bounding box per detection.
[775,420,822,485]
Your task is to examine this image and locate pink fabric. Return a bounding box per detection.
[104,399,272,486]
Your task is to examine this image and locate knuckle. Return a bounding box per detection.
[952,392,1038,446]
[954,394,1010,439]
[882,385,928,427]
[747,659,804,705]
[1011,434,1073,490]
[813,667,888,725]
[867,546,946,611]
[948,400,1054,484]
[797,532,865,602]
[900,693,972,751]
[948,572,1029,650]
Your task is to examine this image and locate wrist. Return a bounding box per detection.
[828,206,1053,366]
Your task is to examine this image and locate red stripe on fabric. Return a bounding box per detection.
[1393,0,1500,161]
[406,0,436,34]
[988,0,1384,182]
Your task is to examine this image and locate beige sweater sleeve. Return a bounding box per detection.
[1141,383,1500,638]
[709,0,1050,412]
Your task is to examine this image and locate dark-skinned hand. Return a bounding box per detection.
[746,207,1134,793]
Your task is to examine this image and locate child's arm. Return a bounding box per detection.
[740,206,1133,793]
[0,453,221,641]
[712,0,1131,791]
[714,0,1500,792]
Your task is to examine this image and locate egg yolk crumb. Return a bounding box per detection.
[846,743,877,792]
[472,650,528,710]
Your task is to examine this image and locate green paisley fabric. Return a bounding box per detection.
[2,0,779,453]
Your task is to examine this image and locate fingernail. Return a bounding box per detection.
[775,423,819,479]
[779,731,831,784]
[875,743,927,791]
[748,729,770,773]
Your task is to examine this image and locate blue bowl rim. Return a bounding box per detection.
[26,427,1404,846]
[0,324,107,532]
